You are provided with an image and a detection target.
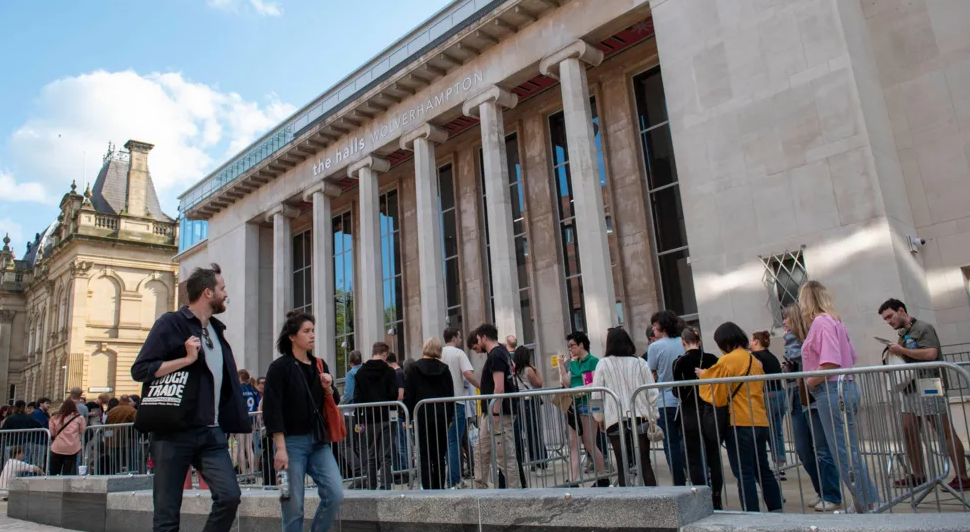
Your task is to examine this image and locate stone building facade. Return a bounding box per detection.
[0,140,179,402]
[176,0,970,383]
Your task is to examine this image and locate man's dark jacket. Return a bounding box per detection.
[131,306,251,434]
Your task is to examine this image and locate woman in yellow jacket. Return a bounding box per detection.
[698,322,783,512]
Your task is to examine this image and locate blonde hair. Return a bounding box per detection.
[783,304,809,342]
[422,337,443,359]
[798,280,840,326]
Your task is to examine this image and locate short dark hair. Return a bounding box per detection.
[466,334,479,351]
[604,327,636,358]
[713,322,750,354]
[386,352,398,364]
[9,445,24,457]
[475,323,498,342]
[186,263,222,303]
[566,331,590,352]
[650,310,684,338]
[349,350,363,366]
[276,310,315,357]
[13,399,25,409]
[443,327,461,343]
[372,342,390,357]
[26,402,36,409]
[37,397,50,404]
[878,298,906,315]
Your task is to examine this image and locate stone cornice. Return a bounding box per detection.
[539,40,604,80]
[400,124,448,151]
[462,86,519,117]
[0,310,15,324]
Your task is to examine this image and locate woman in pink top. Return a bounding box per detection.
[799,281,879,512]
[49,399,86,475]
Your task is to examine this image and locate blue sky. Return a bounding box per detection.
[0,0,452,252]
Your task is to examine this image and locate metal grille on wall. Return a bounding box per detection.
[759,249,808,328]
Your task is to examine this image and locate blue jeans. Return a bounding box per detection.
[658,407,686,485]
[281,434,344,532]
[151,427,241,532]
[724,426,783,512]
[790,392,842,504]
[813,380,879,510]
[392,420,408,473]
[765,389,788,464]
[446,404,467,487]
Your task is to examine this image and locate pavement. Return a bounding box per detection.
[0,503,78,532]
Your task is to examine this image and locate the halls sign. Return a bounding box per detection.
[312,71,484,177]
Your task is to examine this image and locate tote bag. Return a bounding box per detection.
[134,363,201,434]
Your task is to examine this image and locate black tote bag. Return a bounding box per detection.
[134,361,202,434]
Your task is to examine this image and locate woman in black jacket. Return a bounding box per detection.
[263,311,344,532]
[404,337,454,489]
[672,326,723,509]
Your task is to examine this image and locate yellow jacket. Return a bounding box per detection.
[698,348,768,427]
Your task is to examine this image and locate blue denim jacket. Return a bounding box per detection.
[783,332,803,367]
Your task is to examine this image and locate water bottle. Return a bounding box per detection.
[277,470,290,501]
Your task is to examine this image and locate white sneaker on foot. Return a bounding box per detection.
[806,496,821,507]
[815,500,843,512]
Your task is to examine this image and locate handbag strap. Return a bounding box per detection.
[296,360,326,423]
[52,413,81,442]
[728,355,754,402]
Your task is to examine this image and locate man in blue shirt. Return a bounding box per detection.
[340,351,363,405]
[647,310,687,486]
[30,398,50,430]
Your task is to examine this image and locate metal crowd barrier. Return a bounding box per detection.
[629,361,970,515]
[0,428,50,488]
[82,423,149,475]
[412,387,628,490]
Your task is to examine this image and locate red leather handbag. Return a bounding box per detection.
[316,359,347,442]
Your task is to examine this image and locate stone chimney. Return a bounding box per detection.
[124,140,154,217]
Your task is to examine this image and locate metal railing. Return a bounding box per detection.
[629,362,970,514]
[82,423,149,476]
[0,428,50,490]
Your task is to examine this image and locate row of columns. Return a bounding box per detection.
[266,40,617,359]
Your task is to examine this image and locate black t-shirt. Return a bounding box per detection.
[295,360,327,436]
[753,349,784,392]
[480,344,516,414]
[672,349,720,412]
[395,368,406,391]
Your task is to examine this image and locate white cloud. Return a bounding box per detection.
[207,0,282,16]
[0,218,25,247]
[7,70,295,214]
[0,170,48,203]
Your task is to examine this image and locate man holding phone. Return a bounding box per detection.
[879,298,970,490]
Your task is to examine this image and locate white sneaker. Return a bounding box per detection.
[815,500,843,512]
[806,496,821,507]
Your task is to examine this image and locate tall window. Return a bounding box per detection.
[178,218,208,252]
[549,97,619,333]
[633,68,697,318]
[760,250,808,327]
[380,189,405,357]
[292,230,312,315]
[333,211,355,378]
[438,163,463,331]
[478,133,536,346]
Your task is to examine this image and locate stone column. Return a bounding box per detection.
[349,156,391,352]
[304,182,342,371]
[0,310,14,402]
[540,41,616,356]
[401,124,449,341]
[265,204,298,341]
[463,86,523,340]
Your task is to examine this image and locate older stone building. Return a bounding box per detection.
[0,140,179,402]
[176,0,970,382]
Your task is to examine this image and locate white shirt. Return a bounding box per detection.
[441,345,474,397]
[0,459,34,490]
[204,323,224,426]
[592,356,661,430]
